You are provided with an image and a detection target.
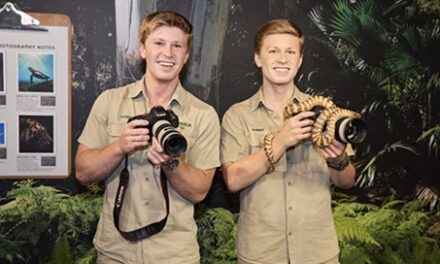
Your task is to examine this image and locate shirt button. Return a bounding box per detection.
[144,201,150,206]
[145,177,149,181]
[287,181,292,186]
[288,206,292,211]
[288,231,292,236]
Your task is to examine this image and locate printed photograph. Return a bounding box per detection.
[0,121,5,145]
[0,51,4,93]
[18,115,54,153]
[17,52,54,93]
[0,148,5,159]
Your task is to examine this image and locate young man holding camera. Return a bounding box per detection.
[75,11,220,263]
[221,19,356,264]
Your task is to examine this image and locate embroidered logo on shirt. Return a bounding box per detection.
[179,121,192,130]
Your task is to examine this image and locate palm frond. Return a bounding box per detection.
[329,0,361,46]
[417,125,440,158]
[309,7,328,36]
[357,141,418,187]
[416,186,440,210]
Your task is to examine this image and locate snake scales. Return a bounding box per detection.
[283,96,362,147]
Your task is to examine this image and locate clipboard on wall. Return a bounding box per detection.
[0,2,73,179]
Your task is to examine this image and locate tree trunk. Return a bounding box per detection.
[115,0,157,86]
[183,0,231,110]
[115,0,231,110]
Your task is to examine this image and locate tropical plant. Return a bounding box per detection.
[309,0,440,204]
[333,194,440,263]
[196,206,237,264]
[0,180,101,264]
[197,197,440,264]
[2,182,439,263]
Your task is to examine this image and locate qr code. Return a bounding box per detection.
[41,156,56,167]
[41,96,56,106]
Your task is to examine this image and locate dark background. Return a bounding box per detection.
[1,0,439,210]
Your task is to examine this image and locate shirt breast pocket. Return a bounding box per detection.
[108,122,124,144]
[249,131,264,154]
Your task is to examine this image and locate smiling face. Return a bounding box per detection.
[139,25,190,83]
[254,33,303,87]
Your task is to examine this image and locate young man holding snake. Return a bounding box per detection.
[221,19,356,264]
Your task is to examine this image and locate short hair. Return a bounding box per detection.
[139,10,193,50]
[254,19,304,55]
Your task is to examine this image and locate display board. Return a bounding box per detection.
[0,3,72,178]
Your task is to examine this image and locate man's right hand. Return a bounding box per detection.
[119,118,150,154]
[277,111,316,150]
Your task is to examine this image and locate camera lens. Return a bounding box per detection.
[335,118,367,144]
[164,135,188,156]
[152,120,187,156]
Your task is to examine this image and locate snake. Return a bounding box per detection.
[283,96,361,147]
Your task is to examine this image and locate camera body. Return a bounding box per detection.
[128,106,187,157]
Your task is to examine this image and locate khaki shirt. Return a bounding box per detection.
[78,77,220,264]
[221,88,350,264]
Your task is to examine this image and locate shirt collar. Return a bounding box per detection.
[127,75,184,111]
[127,77,144,99]
[169,82,184,111]
[250,85,309,112]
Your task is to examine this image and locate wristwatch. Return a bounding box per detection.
[327,154,350,171]
[162,158,179,171]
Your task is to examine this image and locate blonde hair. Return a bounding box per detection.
[254,19,304,55]
[139,11,193,50]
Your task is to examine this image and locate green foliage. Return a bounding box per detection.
[196,207,238,264]
[333,197,440,264]
[95,62,113,93]
[0,180,101,264]
[2,182,439,264]
[416,0,440,16]
[418,125,440,159]
[357,141,418,188]
[73,248,97,264]
[310,0,440,204]
[47,236,72,264]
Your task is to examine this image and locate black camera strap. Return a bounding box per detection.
[113,155,169,241]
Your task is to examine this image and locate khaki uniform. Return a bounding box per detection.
[78,77,220,264]
[221,87,350,264]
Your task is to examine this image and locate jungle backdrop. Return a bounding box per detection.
[0,0,439,263]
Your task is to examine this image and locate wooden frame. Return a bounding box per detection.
[0,10,73,179]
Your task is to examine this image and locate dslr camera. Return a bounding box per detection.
[310,106,367,145]
[128,106,187,157]
[285,96,367,146]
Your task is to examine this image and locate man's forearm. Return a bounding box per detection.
[75,141,126,185]
[165,162,216,204]
[330,163,356,189]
